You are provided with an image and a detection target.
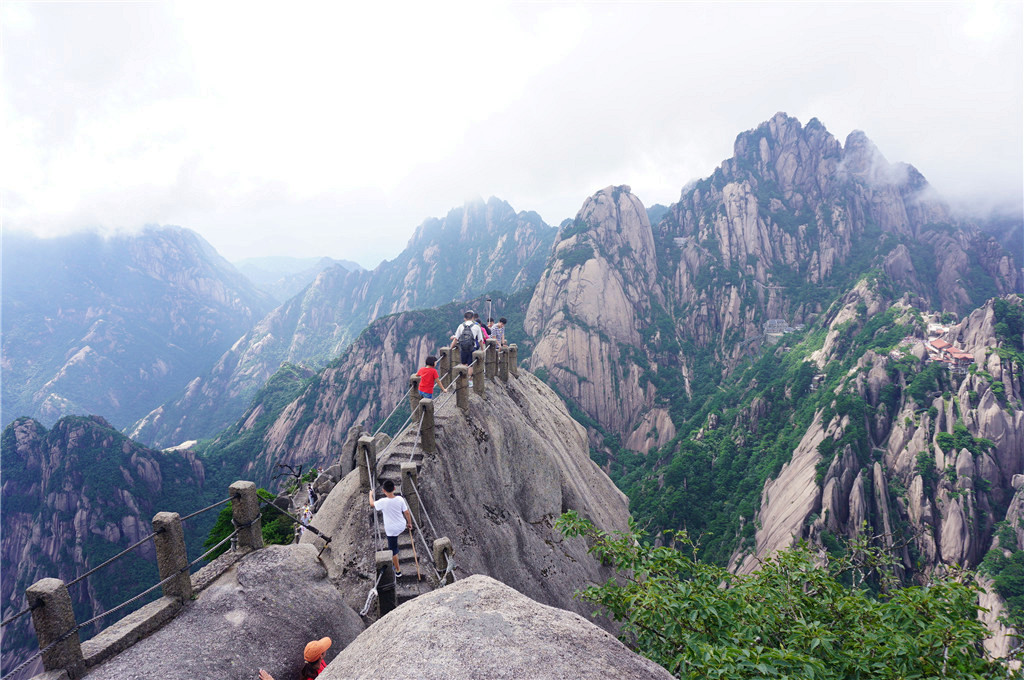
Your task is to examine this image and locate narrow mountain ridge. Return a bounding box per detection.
[130,198,555,448]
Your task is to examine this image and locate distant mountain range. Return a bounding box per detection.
[233,255,364,303]
[2,113,1022,672]
[1,227,275,430]
[129,197,555,448]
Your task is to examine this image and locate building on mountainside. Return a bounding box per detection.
[925,337,975,373]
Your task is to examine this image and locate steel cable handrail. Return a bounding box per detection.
[408,477,439,542]
[365,449,382,547]
[372,395,407,438]
[408,410,427,463]
[64,531,161,589]
[179,495,234,522]
[0,528,239,680]
[408,500,438,576]
[0,604,35,629]
[1,496,235,633]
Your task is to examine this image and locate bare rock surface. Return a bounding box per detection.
[318,575,672,680]
[85,545,363,680]
[306,371,630,628]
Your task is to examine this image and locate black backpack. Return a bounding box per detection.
[458,323,476,352]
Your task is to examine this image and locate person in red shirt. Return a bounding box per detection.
[416,355,448,399]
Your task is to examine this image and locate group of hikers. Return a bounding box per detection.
[262,309,507,678]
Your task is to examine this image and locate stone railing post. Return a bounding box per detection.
[27,578,84,679]
[508,344,519,377]
[408,374,421,413]
[152,512,192,601]
[357,435,377,491]
[417,398,436,453]
[375,550,396,617]
[454,366,469,411]
[498,346,509,383]
[438,347,453,389]
[485,338,498,382]
[229,481,264,550]
[401,463,421,526]
[472,349,486,396]
[433,537,456,586]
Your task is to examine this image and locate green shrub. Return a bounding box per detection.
[557,512,1001,679]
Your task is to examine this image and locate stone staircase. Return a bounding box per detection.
[372,400,455,606]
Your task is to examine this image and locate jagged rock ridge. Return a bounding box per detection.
[131,198,555,448]
[733,293,1023,576]
[526,113,1019,459]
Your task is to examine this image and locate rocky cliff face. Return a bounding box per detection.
[525,113,1020,460]
[131,198,555,448]
[0,416,209,676]
[733,293,1023,577]
[306,369,631,629]
[1,228,274,431]
[526,186,663,436]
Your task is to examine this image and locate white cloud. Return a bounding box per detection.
[1,1,1021,266]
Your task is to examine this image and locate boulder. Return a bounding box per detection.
[319,575,673,680]
[86,545,364,680]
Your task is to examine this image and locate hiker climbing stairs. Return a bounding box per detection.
[358,340,518,619]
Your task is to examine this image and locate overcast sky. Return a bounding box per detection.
[2,1,1021,267]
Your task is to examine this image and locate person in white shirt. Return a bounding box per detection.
[368,480,413,576]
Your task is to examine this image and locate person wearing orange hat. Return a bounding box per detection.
[257,636,332,679]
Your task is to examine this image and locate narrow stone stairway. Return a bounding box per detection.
[372,397,456,606]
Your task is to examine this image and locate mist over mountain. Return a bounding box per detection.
[233,255,364,303]
[129,198,555,448]
[526,113,1019,454]
[2,112,1022,675]
[1,227,275,430]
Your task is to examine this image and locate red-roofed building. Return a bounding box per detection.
[930,338,951,351]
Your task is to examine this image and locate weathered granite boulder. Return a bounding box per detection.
[85,545,364,680]
[305,371,630,629]
[318,575,673,680]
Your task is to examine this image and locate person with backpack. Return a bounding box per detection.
[451,310,484,384]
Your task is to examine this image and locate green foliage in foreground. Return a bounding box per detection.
[557,512,1005,679]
